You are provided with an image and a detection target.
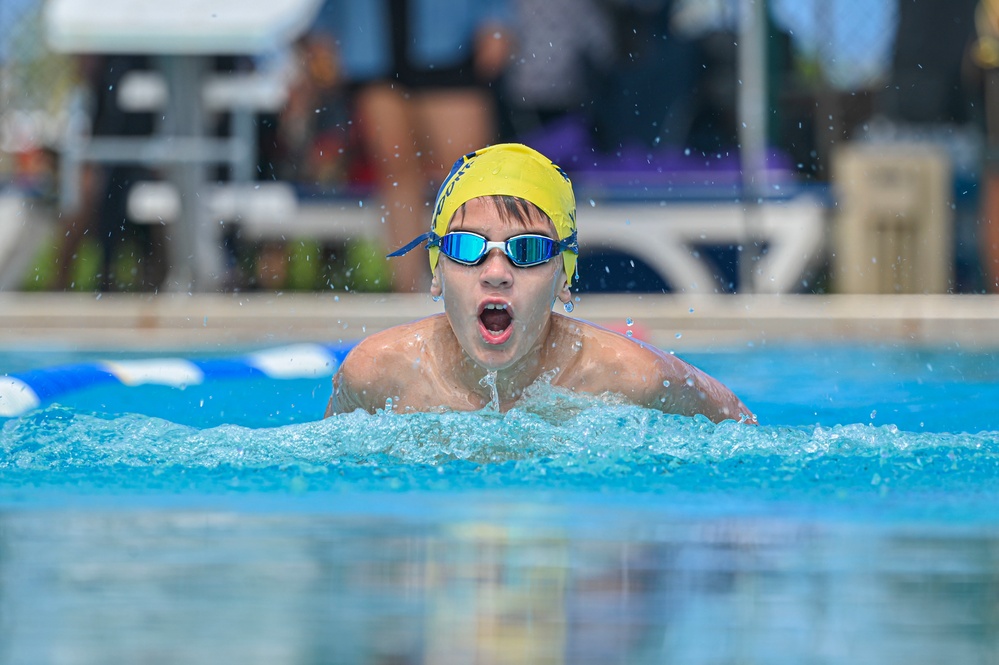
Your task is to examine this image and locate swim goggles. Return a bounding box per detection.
[389,230,578,268]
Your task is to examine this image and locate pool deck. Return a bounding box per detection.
[1,292,997,351]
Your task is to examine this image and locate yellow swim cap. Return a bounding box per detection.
[430,143,578,284]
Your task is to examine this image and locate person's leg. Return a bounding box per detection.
[413,88,496,185]
[353,83,429,292]
[255,240,289,289]
[982,169,999,292]
[141,222,170,292]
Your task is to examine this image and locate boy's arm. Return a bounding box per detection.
[652,355,756,424]
[324,344,383,416]
[324,365,367,416]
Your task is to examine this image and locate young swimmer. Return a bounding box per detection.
[325,143,755,423]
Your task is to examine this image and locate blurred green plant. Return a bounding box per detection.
[283,237,390,292]
[23,233,392,293]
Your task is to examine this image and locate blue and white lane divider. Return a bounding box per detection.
[0,342,357,417]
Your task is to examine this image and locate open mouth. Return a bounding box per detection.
[479,302,513,343]
[480,303,512,332]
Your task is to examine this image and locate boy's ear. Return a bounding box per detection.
[430,270,442,298]
[556,273,571,304]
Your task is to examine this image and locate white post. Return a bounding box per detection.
[738,0,769,292]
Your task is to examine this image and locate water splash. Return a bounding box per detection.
[479,371,499,411]
[2,399,999,511]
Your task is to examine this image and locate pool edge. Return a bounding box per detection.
[0,292,997,351]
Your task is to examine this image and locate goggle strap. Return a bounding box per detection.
[558,230,579,255]
[386,232,440,258]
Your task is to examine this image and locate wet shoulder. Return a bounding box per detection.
[561,317,657,360]
[555,316,670,391]
[340,314,446,381]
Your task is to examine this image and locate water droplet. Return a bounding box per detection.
[662,380,671,388]
[675,333,682,339]
[626,318,633,326]
[626,330,633,338]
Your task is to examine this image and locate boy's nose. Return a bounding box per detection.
[479,248,514,285]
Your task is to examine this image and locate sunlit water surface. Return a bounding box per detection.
[2,344,998,664]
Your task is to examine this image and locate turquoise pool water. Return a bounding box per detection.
[2,343,999,664]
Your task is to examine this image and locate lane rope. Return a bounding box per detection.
[0,342,356,417]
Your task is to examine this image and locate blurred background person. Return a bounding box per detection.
[873,0,984,293]
[52,54,167,292]
[971,0,999,292]
[497,0,615,158]
[242,24,363,292]
[311,0,513,292]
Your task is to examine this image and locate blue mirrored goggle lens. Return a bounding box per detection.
[438,233,487,265]
[438,233,558,267]
[507,235,556,265]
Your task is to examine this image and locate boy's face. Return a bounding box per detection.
[431,196,571,372]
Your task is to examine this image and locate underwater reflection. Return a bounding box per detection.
[2,507,998,664]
